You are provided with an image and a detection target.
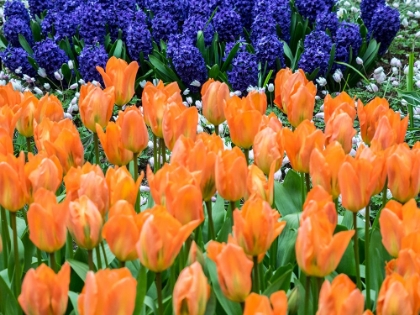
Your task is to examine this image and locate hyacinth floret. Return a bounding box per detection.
[336,22,362,56]
[167,34,194,60]
[369,5,400,55]
[298,47,330,77]
[79,1,109,45]
[126,20,153,61]
[315,10,339,37]
[360,0,386,29]
[294,0,336,24]
[27,0,51,17]
[228,52,258,94]
[255,35,285,72]
[183,15,215,45]
[0,46,36,77]
[304,30,333,54]
[223,38,247,62]
[213,8,243,42]
[233,0,255,29]
[4,0,31,22]
[3,17,33,47]
[152,12,180,43]
[78,44,109,84]
[251,13,277,45]
[269,0,292,42]
[145,0,186,22]
[53,10,80,42]
[33,38,68,76]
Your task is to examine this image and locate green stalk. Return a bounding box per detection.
[304,275,311,315]
[133,152,140,213]
[353,212,361,290]
[252,256,260,293]
[365,202,371,308]
[37,248,42,266]
[305,173,311,195]
[153,134,159,172]
[101,241,109,268]
[156,272,164,315]
[214,124,219,136]
[244,148,250,165]
[229,201,236,230]
[0,206,9,270]
[160,138,166,165]
[311,277,323,313]
[11,212,21,297]
[26,137,31,162]
[300,172,306,205]
[407,52,415,129]
[87,250,94,271]
[95,246,102,269]
[381,179,388,209]
[270,238,278,269]
[205,200,215,240]
[94,133,100,165]
[49,252,56,272]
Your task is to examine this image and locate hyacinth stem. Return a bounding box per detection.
[160,138,166,165]
[156,272,164,315]
[133,152,140,213]
[304,275,310,315]
[95,246,102,269]
[205,200,215,240]
[214,124,219,136]
[49,252,56,272]
[305,173,311,195]
[153,134,159,172]
[252,256,260,293]
[26,137,31,162]
[87,250,94,271]
[11,212,21,297]
[300,173,306,205]
[365,202,371,308]
[353,212,361,290]
[94,133,100,165]
[101,242,109,268]
[0,206,9,270]
[244,148,250,165]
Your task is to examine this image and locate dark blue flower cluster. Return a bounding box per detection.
[27,0,51,17]
[213,9,243,42]
[152,12,180,43]
[233,0,255,29]
[369,5,400,55]
[304,31,333,54]
[183,15,215,45]
[299,30,333,77]
[145,0,186,22]
[315,11,339,37]
[255,35,285,72]
[126,20,153,61]
[360,0,385,29]
[228,52,258,94]
[33,38,68,76]
[53,10,80,42]
[166,34,194,59]
[294,0,336,24]
[78,1,110,45]
[3,17,33,47]
[78,44,108,83]
[269,0,292,42]
[0,46,36,77]
[336,22,362,56]
[4,0,30,22]
[251,13,277,45]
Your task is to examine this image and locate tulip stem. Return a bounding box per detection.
[11,212,21,297]
[95,246,102,269]
[94,133,100,165]
[244,148,250,165]
[300,173,306,205]
[304,275,310,315]
[270,238,278,269]
[305,173,311,195]
[0,206,9,270]
[49,252,56,272]
[159,138,166,165]
[37,248,42,266]
[214,124,219,136]
[205,200,215,240]
[153,134,159,172]
[365,202,371,309]
[87,250,94,271]
[353,212,361,290]
[133,153,140,213]
[229,201,235,231]
[101,241,109,268]
[252,256,260,293]
[156,272,164,315]
[311,277,323,313]
[381,179,388,209]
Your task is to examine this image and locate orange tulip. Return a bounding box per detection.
[35,94,64,123]
[187,241,205,266]
[246,164,275,205]
[162,101,198,151]
[302,186,337,229]
[338,156,379,212]
[225,95,262,149]
[243,291,288,315]
[173,262,210,315]
[118,106,149,154]
[136,205,201,272]
[96,122,133,166]
[106,165,143,207]
[385,248,420,278]
[296,215,354,277]
[259,112,283,132]
[67,195,103,250]
[64,162,109,217]
[207,241,253,302]
[102,201,145,261]
[323,91,356,123]
[253,125,283,175]
[142,80,182,138]
[0,105,18,137]
[34,118,84,173]
[317,274,365,315]
[0,152,29,211]
[247,89,267,114]
[0,128,13,156]
[357,97,389,145]
[146,163,177,205]
[0,82,23,108]
[28,189,68,253]
[96,56,139,106]
[233,196,286,259]
[273,68,293,110]
[18,263,70,315]
[386,143,420,203]
[201,79,230,126]
[215,147,248,201]
[370,110,408,152]
[376,273,420,315]
[309,142,346,199]
[283,119,325,173]
[79,83,115,132]
[379,199,420,257]
[324,111,356,154]
[15,92,38,137]
[25,152,63,197]
[78,268,137,315]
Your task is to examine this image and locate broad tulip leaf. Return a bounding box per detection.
[263,264,293,296]
[204,291,217,315]
[276,213,300,266]
[68,291,80,315]
[335,224,356,276]
[0,275,18,315]
[133,263,148,315]
[274,170,303,216]
[67,259,89,282]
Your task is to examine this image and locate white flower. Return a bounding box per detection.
[71,105,79,112]
[71,97,78,105]
[153,78,159,86]
[407,11,414,17]
[390,57,402,68]
[234,90,242,96]
[195,100,202,109]
[33,87,43,95]
[315,112,325,120]
[392,67,399,75]
[75,92,80,98]
[319,104,324,111]
[316,77,327,87]
[56,90,63,95]
[0,80,6,86]
[282,156,290,167]
[68,60,74,70]
[332,69,343,83]
[69,83,78,90]
[10,79,22,91]
[91,80,101,87]
[197,125,203,133]
[267,83,274,92]
[366,83,378,93]
[43,83,51,90]
[183,88,190,95]
[416,31,420,38]
[140,185,150,192]
[344,1,351,6]
[337,8,346,18]
[374,72,387,84]
[248,149,254,160]
[147,141,154,149]
[401,99,408,106]
[139,80,147,88]
[78,79,86,85]
[274,170,282,181]
[374,67,384,74]
[15,67,22,74]
[392,80,400,87]
[190,80,201,87]
[64,113,73,119]
[393,2,399,8]
[315,95,321,101]
[416,81,420,88]
[356,57,364,65]
[37,68,47,78]
[415,11,420,18]
[402,18,409,27]
[186,97,193,105]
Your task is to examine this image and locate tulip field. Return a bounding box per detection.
[1,0,420,315]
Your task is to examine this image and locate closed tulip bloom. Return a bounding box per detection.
[243,292,288,315]
[28,189,68,252]
[0,128,13,156]
[34,118,84,173]
[118,106,149,154]
[137,205,201,272]
[64,162,109,217]
[78,268,137,315]
[0,152,29,211]
[173,262,210,315]
[246,164,275,205]
[142,81,182,138]
[302,186,337,229]
[310,143,346,199]
[35,94,64,123]
[0,105,18,137]
[273,68,294,110]
[146,163,178,205]
[324,111,356,154]
[338,156,379,212]
[247,89,267,114]
[106,165,143,207]
[296,215,354,277]
[379,199,420,257]
[386,143,420,203]
[371,110,408,152]
[18,263,70,315]
[253,126,283,175]
[201,79,230,126]
[96,122,133,166]
[317,274,365,315]
[162,101,198,151]
[233,196,286,258]
[187,241,205,266]
[207,241,253,302]
[67,195,103,250]
[225,95,263,149]
[215,147,248,201]
[15,92,38,137]
[357,97,389,145]
[96,57,139,106]
[0,82,23,108]
[283,120,325,173]
[323,92,356,123]
[79,83,115,132]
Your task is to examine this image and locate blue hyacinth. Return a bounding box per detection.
[269,0,291,42]
[294,0,336,24]
[78,1,110,45]
[223,38,247,61]
[360,0,386,29]
[233,0,255,29]
[78,44,109,83]
[166,34,194,59]
[228,52,258,94]
[54,9,80,42]
[213,8,243,42]
[3,17,33,47]
[152,12,180,43]
[369,5,400,55]
[4,0,30,22]
[27,0,52,17]
[126,20,153,61]
[255,35,285,72]
[183,14,215,45]
[250,13,277,44]
[33,38,68,76]
[315,10,339,37]
[336,22,362,56]
[298,48,330,77]
[145,0,186,22]
[0,46,36,77]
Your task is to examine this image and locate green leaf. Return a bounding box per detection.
[0,34,8,49]
[263,264,293,296]
[335,224,356,276]
[216,217,231,243]
[221,42,240,72]
[0,276,18,315]
[276,214,300,266]
[61,64,72,83]
[68,292,80,315]
[92,242,115,268]
[274,170,303,216]
[18,35,34,56]
[148,55,184,88]
[213,195,226,237]
[282,41,294,65]
[21,229,35,272]
[30,21,42,42]
[133,264,147,315]
[396,90,420,107]
[209,64,220,79]
[111,39,124,58]
[204,291,217,315]
[67,259,89,282]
